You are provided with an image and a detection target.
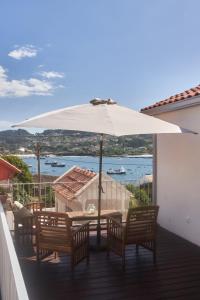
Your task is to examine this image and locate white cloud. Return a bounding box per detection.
[40,71,64,79]
[0,65,57,97]
[8,45,38,60]
[0,120,13,130]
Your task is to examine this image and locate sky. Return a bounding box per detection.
[1,0,200,131]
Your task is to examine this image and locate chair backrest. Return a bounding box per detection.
[125,206,159,243]
[25,202,44,213]
[34,211,71,239]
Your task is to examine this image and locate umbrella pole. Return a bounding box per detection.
[36,142,41,201]
[97,134,103,247]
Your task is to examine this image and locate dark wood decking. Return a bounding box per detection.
[17,227,200,300]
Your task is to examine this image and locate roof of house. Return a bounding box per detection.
[0,158,21,180]
[53,166,96,201]
[141,84,200,111]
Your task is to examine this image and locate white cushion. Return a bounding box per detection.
[14,201,24,210]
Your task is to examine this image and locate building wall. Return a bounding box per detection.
[78,176,130,212]
[55,175,131,214]
[55,193,82,212]
[155,105,200,246]
[156,104,200,133]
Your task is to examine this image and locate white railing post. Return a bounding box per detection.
[0,202,29,300]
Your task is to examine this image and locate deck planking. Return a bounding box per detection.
[17,227,200,300]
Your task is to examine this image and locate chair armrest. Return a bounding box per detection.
[107,216,124,240]
[72,221,90,247]
[72,221,90,233]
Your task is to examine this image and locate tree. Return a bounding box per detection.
[126,183,152,206]
[1,155,32,183]
[2,155,33,204]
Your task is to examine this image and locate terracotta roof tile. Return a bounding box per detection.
[141,84,200,111]
[53,167,96,201]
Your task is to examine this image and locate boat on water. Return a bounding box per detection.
[124,154,153,158]
[51,162,66,167]
[107,166,126,175]
[44,160,66,167]
[44,161,54,165]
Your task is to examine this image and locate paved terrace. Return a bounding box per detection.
[16,227,200,300]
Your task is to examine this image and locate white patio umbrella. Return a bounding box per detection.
[13,98,189,245]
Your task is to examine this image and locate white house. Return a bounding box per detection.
[141,84,200,246]
[53,166,131,213]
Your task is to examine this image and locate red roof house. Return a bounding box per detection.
[140,83,200,247]
[53,166,96,202]
[0,158,21,181]
[141,84,200,112]
[53,166,131,213]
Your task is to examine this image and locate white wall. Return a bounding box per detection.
[155,106,200,246]
[156,105,200,133]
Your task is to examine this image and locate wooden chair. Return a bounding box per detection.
[107,206,159,269]
[34,211,90,270]
[13,210,35,243]
[13,202,44,243]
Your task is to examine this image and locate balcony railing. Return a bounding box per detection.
[0,201,29,300]
[4,178,152,215]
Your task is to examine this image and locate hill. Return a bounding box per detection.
[0,129,152,156]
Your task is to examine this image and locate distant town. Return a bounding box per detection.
[0,129,153,156]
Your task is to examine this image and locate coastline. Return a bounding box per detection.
[14,153,153,158]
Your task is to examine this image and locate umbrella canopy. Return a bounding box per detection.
[13,98,189,247]
[13,100,185,135]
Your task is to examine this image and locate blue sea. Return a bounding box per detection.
[22,155,153,184]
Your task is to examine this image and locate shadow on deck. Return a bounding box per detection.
[17,227,200,300]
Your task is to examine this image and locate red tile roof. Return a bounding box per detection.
[53,166,96,201]
[141,84,200,111]
[0,158,21,180]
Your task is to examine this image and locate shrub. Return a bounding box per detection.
[126,183,152,206]
[2,155,32,204]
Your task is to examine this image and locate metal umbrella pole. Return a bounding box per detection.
[97,134,103,247]
[35,142,41,201]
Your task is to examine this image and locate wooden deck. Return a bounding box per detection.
[17,227,200,300]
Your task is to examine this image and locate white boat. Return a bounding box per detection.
[51,162,66,167]
[107,166,126,175]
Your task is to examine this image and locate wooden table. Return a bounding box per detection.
[67,210,122,231]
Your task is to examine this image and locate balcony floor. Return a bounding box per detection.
[17,227,200,300]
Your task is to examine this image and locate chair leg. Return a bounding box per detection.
[71,255,74,272]
[86,254,90,265]
[122,248,126,270]
[153,241,156,264]
[153,252,156,264]
[86,245,90,265]
[36,247,40,263]
[107,243,110,258]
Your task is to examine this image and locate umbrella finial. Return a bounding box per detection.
[107,98,117,105]
[90,98,117,105]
